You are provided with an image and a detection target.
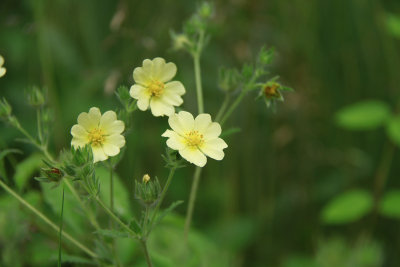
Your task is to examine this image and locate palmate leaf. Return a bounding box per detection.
[335,100,390,131]
[321,189,373,224]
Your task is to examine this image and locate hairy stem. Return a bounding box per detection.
[95,196,137,237]
[0,178,98,258]
[193,53,204,114]
[140,240,153,267]
[64,179,101,230]
[215,94,230,122]
[184,166,202,242]
[149,167,176,230]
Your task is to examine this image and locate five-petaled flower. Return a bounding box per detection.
[0,55,6,78]
[130,57,186,117]
[162,111,228,167]
[71,107,126,163]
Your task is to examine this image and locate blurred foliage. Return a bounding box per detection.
[1,0,400,266]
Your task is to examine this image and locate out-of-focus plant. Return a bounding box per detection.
[321,99,399,226]
[0,2,292,266]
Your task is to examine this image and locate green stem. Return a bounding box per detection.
[215,94,230,122]
[95,196,137,237]
[193,53,204,114]
[58,187,65,267]
[184,166,202,242]
[0,178,98,258]
[149,167,176,230]
[37,108,43,144]
[140,240,153,267]
[64,179,101,230]
[109,162,114,213]
[219,90,247,126]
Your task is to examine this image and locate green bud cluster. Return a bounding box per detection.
[135,174,161,207]
[26,86,45,107]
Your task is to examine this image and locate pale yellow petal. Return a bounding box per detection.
[203,122,222,140]
[162,130,185,150]
[168,111,194,134]
[179,147,207,167]
[161,91,183,106]
[149,98,174,117]
[152,58,177,82]
[99,111,124,134]
[130,84,151,111]
[106,134,126,148]
[71,124,89,139]
[92,146,108,163]
[0,55,4,66]
[133,66,151,85]
[201,138,228,160]
[77,107,101,132]
[0,67,6,78]
[194,113,212,133]
[71,137,88,148]
[164,81,185,95]
[102,142,120,157]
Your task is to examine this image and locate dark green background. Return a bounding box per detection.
[1,0,400,266]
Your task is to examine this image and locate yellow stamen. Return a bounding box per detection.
[143,174,151,183]
[88,128,105,146]
[185,130,204,148]
[148,80,165,97]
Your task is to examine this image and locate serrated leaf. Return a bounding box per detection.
[386,115,400,147]
[321,190,373,224]
[379,190,400,219]
[335,100,390,130]
[95,229,130,238]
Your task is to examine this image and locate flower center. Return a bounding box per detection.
[88,128,105,146]
[185,130,204,148]
[264,83,279,98]
[148,80,165,97]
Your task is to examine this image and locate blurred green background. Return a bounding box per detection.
[1,0,400,266]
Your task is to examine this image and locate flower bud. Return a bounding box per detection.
[26,86,45,107]
[0,98,12,118]
[218,67,239,92]
[198,2,213,19]
[143,174,150,183]
[135,175,161,207]
[42,167,63,182]
[263,82,282,99]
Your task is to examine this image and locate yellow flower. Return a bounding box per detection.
[71,107,125,163]
[162,111,228,167]
[130,57,185,117]
[0,55,6,78]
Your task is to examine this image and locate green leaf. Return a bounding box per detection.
[379,190,400,219]
[95,229,130,238]
[96,166,133,219]
[221,127,241,138]
[41,182,86,234]
[386,13,400,38]
[0,148,22,161]
[13,153,43,191]
[386,115,400,147]
[321,189,373,224]
[61,254,95,265]
[335,100,390,130]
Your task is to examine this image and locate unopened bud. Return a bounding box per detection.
[143,174,150,183]
[26,87,45,107]
[0,98,12,118]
